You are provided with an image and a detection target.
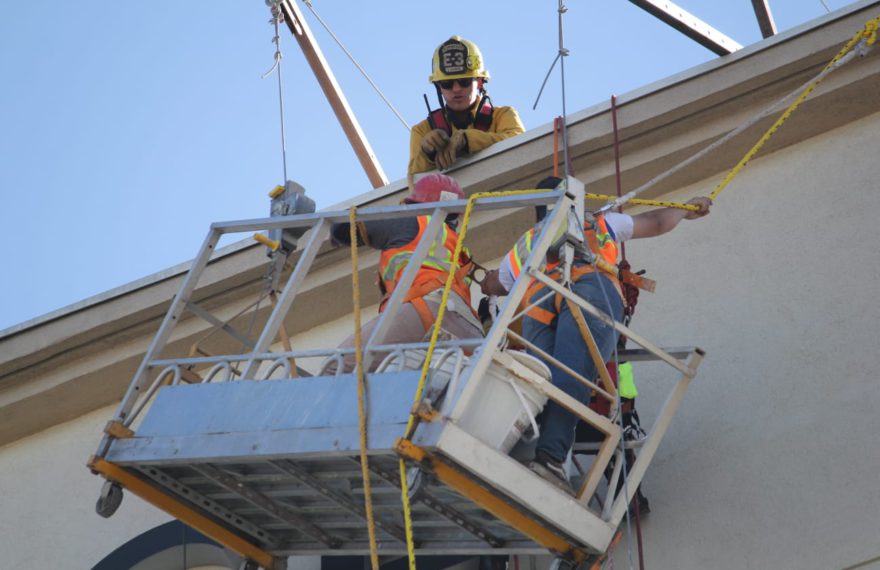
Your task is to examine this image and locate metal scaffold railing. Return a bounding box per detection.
[88,180,704,570]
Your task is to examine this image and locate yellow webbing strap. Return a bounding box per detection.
[349,207,380,570]
[709,15,880,201]
[397,189,552,569]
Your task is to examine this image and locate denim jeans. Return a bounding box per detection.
[523,272,624,462]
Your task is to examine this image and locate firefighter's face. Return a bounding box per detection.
[439,78,479,112]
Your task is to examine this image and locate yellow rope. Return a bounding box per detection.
[349,206,380,570]
[709,15,880,200]
[585,192,699,212]
[397,457,418,569]
[397,189,551,570]
[501,187,700,211]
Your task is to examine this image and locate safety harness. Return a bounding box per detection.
[425,92,494,135]
[512,214,623,326]
[378,215,477,332]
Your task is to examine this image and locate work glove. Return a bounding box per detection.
[435,130,467,170]
[420,128,450,158]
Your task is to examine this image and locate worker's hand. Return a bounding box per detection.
[480,269,509,296]
[420,129,450,158]
[435,130,468,170]
[684,196,712,219]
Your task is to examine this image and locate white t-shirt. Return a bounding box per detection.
[497,212,633,292]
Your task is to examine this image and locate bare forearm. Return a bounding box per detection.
[631,196,712,239]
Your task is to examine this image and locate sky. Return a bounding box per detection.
[0,0,854,331]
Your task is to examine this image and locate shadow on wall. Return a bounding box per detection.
[92,520,241,570]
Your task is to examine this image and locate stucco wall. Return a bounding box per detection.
[604,111,880,569]
[0,406,170,568]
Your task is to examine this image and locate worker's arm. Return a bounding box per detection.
[330,218,421,249]
[462,106,525,154]
[630,196,712,239]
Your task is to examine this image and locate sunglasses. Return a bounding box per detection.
[437,78,475,89]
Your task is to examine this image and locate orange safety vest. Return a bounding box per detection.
[507,214,622,325]
[378,215,475,331]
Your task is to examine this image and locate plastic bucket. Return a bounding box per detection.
[456,351,550,453]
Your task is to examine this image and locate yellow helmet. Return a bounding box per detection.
[429,36,490,83]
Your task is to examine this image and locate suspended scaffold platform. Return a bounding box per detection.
[88,177,704,570]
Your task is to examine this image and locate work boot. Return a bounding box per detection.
[528,450,574,495]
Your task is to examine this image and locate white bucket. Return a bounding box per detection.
[456,351,550,454]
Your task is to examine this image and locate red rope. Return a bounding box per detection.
[633,493,646,570]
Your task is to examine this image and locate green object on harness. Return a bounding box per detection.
[618,361,638,399]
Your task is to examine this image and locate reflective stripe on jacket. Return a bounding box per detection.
[378,216,475,326]
[508,214,622,325]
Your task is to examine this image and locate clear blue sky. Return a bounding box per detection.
[0,1,849,331]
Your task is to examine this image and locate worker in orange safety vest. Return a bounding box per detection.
[481,176,712,492]
[320,174,483,375]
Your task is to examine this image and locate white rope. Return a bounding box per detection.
[596,43,864,214]
[557,0,572,178]
[262,0,290,183]
[303,0,410,132]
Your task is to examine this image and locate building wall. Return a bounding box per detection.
[605,111,880,569]
[0,406,170,569]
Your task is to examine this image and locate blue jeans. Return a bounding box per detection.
[523,272,624,462]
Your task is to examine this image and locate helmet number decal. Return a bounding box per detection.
[440,42,468,75]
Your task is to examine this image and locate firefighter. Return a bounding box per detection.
[481,177,712,491]
[321,174,482,375]
[408,36,525,181]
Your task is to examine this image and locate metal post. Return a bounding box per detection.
[239,220,329,379]
[446,192,570,421]
[95,228,223,457]
[362,209,447,371]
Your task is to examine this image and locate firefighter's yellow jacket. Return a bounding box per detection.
[407,105,524,177]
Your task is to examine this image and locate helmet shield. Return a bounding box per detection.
[429,36,490,83]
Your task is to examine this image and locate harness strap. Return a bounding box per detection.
[408,297,436,333]
[385,260,477,333]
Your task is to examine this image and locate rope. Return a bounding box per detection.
[557,1,572,178]
[349,207,380,570]
[521,187,698,211]
[610,95,627,262]
[302,0,410,132]
[709,15,878,200]
[553,117,561,177]
[599,15,879,214]
[396,189,555,570]
[262,1,289,183]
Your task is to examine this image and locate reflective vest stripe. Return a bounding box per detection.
[378,216,474,320]
[512,214,623,325]
[507,228,533,280]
